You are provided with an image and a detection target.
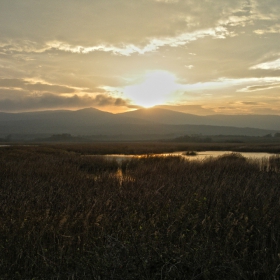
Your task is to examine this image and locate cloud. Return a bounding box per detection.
[188,77,280,91]
[0,78,81,94]
[0,40,49,54]
[154,0,179,3]
[250,59,280,70]
[0,0,247,45]
[0,1,277,51]
[239,101,262,105]
[218,15,253,28]
[24,83,76,93]
[0,78,26,88]
[46,41,145,56]
[239,83,280,92]
[0,77,133,111]
[0,27,232,57]
[0,93,132,112]
[93,94,128,107]
[0,88,29,99]
[1,0,280,114]
[254,24,280,34]
[50,27,232,55]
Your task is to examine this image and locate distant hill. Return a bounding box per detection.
[118,108,206,125]
[201,114,280,130]
[119,108,280,130]
[0,107,279,140]
[0,108,152,135]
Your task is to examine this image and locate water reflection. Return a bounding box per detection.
[99,151,280,183]
[170,151,274,161]
[103,152,279,185]
[103,151,276,162]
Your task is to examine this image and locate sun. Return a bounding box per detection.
[123,71,180,108]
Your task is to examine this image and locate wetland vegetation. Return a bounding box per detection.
[1,143,280,279]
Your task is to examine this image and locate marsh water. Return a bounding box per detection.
[103,151,277,162]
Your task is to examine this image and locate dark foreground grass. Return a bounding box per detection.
[0,145,280,279]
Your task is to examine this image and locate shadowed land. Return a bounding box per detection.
[0,144,280,279]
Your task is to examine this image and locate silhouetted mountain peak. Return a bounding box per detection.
[0,107,279,138]
[118,107,202,125]
[75,107,109,113]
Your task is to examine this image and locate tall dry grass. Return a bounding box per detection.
[36,141,280,155]
[0,145,280,279]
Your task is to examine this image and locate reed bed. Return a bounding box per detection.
[33,142,280,155]
[0,145,280,279]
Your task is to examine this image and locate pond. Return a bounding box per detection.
[102,151,277,162]
[169,151,275,160]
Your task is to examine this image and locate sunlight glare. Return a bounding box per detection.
[123,71,180,108]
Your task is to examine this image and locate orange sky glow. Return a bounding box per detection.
[0,0,280,115]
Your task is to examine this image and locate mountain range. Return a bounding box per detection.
[120,107,280,130]
[0,107,279,140]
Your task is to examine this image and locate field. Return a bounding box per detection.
[1,143,280,279]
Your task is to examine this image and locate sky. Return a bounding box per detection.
[1,0,280,115]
